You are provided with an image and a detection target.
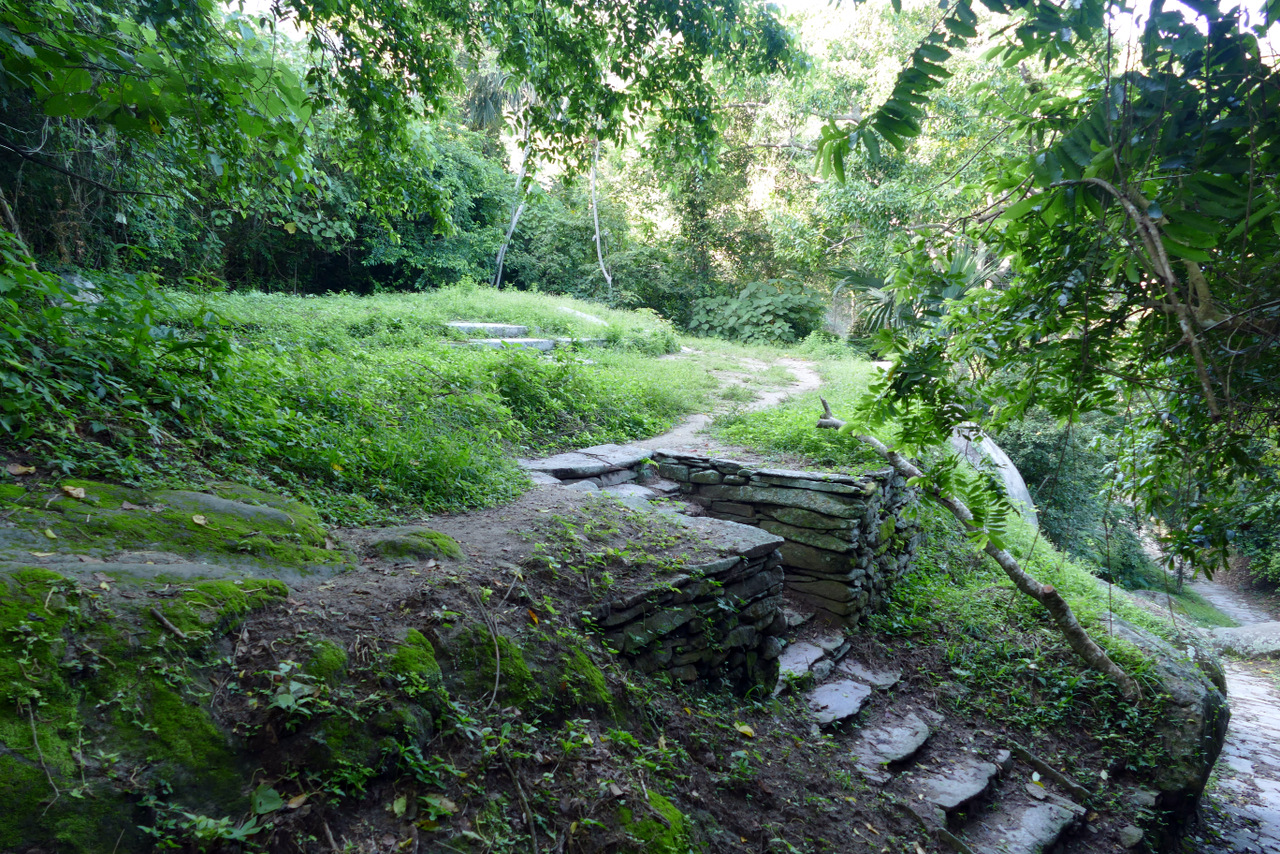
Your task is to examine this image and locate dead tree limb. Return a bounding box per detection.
[816,398,1142,700]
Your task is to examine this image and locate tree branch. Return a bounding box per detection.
[0,136,174,199]
[816,398,1141,700]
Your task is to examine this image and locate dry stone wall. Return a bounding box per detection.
[584,515,787,691]
[652,451,921,624]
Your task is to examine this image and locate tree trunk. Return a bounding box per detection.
[589,138,613,304]
[493,123,531,289]
[816,398,1142,700]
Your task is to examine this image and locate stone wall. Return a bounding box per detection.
[652,451,920,624]
[585,515,787,691]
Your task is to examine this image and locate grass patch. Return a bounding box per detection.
[713,357,885,471]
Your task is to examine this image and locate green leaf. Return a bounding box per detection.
[252,786,284,814]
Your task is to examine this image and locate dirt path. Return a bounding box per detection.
[645,356,821,456]
[1189,576,1280,853]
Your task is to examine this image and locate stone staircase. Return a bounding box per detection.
[774,606,1095,854]
[518,442,1130,854]
[446,321,606,351]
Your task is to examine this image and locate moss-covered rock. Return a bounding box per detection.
[368,526,463,560]
[450,626,543,710]
[618,792,693,854]
[0,480,346,571]
[306,639,349,685]
[559,649,613,712]
[389,629,444,689]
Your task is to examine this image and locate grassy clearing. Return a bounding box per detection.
[7,283,717,524]
[176,286,680,353]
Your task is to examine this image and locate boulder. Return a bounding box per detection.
[1108,616,1229,830]
[1211,622,1280,658]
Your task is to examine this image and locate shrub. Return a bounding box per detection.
[689,278,825,344]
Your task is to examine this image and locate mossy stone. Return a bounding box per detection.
[560,649,613,712]
[306,639,349,685]
[2,480,344,570]
[618,792,693,854]
[452,626,542,710]
[389,629,444,688]
[369,526,463,560]
[155,578,289,637]
[133,681,245,811]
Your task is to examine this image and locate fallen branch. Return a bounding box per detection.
[149,607,188,640]
[816,399,1141,700]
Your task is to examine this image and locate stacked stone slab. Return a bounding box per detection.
[585,516,787,691]
[519,443,656,489]
[652,450,920,624]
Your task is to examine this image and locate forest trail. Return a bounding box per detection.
[645,354,821,455]
[1189,576,1280,853]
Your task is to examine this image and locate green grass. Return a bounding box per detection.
[173,286,680,355]
[713,357,885,471]
[9,282,717,524]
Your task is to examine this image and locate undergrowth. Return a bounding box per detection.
[0,244,709,523]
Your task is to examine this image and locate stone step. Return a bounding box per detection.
[805,679,873,725]
[908,755,1001,817]
[961,797,1085,854]
[852,711,937,778]
[466,337,558,351]
[447,321,530,337]
[520,444,653,480]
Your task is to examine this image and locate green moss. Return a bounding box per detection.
[618,792,693,854]
[455,627,542,710]
[157,578,288,636]
[559,649,613,711]
[132,681,244,809]
[389,629,444,688]
[306,639,349,685]
[0,483,26,503]
[370,527,463,560]
[4,480,345,569]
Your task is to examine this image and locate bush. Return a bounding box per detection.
[992,410,1155,587]
[689,278,825,344]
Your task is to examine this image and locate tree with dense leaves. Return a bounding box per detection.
[817,0,1280,575]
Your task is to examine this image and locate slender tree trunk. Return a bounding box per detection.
[816,399,1142,700]
[589,138,613,303]
[493,123,531,289]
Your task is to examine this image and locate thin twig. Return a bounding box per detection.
[28,702,61,814]
[149,607,188,640]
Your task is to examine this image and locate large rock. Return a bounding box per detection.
[1108,616,1229,829]
[1211,622,1280,658]
[949,425,1038,529]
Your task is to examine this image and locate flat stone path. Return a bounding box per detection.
[1191,576,1280,853]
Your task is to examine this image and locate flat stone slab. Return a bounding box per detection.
[838,660,901,689]
[1211,622,1280,658]
[601,484,657,501]
[558,306,609,325]
[671,514,782,560]
[805,679,873,725]
[446,321,530,337]
[466,337,556,351]
[853,712,933,765]
[777,642,826,680]
[962,799,1084,854]
[913,757,999,812]
[527,471,561,486]
[521,444,652,479]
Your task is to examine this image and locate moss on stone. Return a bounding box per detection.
[389,629,444,688]
[0,483,26,503]
[618,792,693,854]
[3,480,344,569]
[559,649,613,711]
[369,527,463,560]
[455,627,542,710]
[129,681,244,809]
[306,639,349,685]
[156,578,288,636]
